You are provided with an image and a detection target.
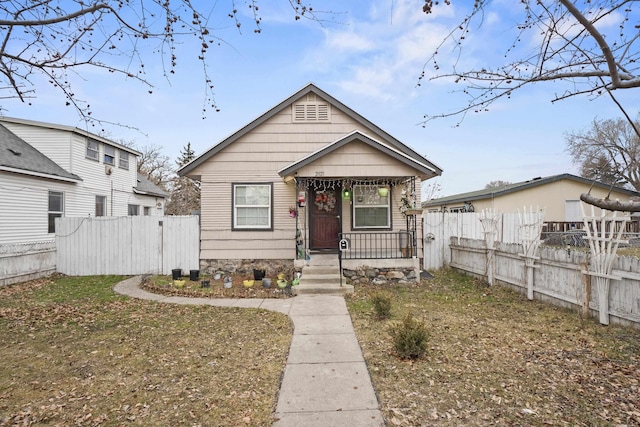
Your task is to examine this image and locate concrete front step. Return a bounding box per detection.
[294,282,354,295]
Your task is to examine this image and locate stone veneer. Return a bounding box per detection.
[342,266,418,285]
[200,259,296,279]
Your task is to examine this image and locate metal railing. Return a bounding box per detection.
[339,231,415,260]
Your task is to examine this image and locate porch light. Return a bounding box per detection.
[342,189,351,199]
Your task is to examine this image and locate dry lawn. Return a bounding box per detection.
[346,269,640,427]
[0,275,292,426]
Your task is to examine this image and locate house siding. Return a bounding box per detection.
[462,181,635,222]
[0,119,166,249]
[193,99,425,260]
[0,172,74,244]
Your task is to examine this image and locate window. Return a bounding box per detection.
[233,183,272,230]
[48,191,64,233]
[86,139,99,160]
[143,206,151,216]
[95,196,107,216]
[104,145,115,165]
[353,185,391,229]
[128,204,139,216]
[119,150,129,170]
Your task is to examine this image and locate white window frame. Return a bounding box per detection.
[118,149,129,170]
[104,145,116,165]
[232,183,273,230]
[352,185,391,229]
[48,191,64,233]
[95,195,107,217]
[86,139,99,161]
[128,204,139,216]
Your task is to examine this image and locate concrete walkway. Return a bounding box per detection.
[113,277,385,426]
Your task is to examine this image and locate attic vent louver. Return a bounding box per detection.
[292,101,331,122]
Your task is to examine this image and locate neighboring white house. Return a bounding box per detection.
[0,116,168,246]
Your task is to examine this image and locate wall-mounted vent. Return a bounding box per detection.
[105,165,113,175]
[293,102,331,122]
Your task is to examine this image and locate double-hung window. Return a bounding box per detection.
[48,191,64,233]
[233,183,272,230]
[104,145,116,165]
[353,185,391,229]
[86,139,99,160]
[119,150,129,170]
[95,196,106,216]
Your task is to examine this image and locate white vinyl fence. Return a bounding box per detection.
[56,216,199,276]
[423,212,523,270]
[0,241,57,286]
[450,238,640,328]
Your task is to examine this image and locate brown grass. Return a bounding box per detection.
[0,275,292,426]
[346,269,640,426]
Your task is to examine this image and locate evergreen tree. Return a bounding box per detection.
[166,143,200,215]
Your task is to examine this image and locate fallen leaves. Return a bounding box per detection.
[0,275,292,426]
[347,269,640,426]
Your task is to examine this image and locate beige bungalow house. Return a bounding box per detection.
[423,173,640,232]
[179,83,442,288]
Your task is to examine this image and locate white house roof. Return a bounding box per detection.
[0,116,142,156]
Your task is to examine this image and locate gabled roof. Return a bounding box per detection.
[278,130,439,179]
[0,116,142,156]
[134,173,169,198]
[0,123,81,182]
[423,173,640,207]
[179,83,442,177]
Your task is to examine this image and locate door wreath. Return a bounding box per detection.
[315,191,336,212]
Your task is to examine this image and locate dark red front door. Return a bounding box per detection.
[310,187,341,250]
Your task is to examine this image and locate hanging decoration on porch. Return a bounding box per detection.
[399,179,417,216]
[315,191,336,212]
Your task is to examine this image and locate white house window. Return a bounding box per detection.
[143,206,151,216]
[119,150,129,170]
[95,195,106,216]
[353,185,391,229]
[104,145,116,165]
[128,204,139,216]
[48,191,64,233]
[86,139,99,161]
[233,183,272,230]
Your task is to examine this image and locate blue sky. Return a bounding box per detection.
[2,0,638,198]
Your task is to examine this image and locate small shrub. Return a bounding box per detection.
[371,292,392,319]
[389,313,429,359]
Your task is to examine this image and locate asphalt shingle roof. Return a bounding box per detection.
[0,123,81,181]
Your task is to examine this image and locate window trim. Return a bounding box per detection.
[232,182,273,231]
[104,145,116,165]
[352,185,392,230]
[86,139,99,161]
[128,204,139,216]
[48,191,64,233]
[118,149,129,170]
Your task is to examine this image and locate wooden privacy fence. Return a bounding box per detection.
[449,238,640,328]
[56,216,199,276]
[423,212,525,270]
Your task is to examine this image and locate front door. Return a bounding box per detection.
[310,187,341,250]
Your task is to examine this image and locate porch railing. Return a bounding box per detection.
[339,231,415,260]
